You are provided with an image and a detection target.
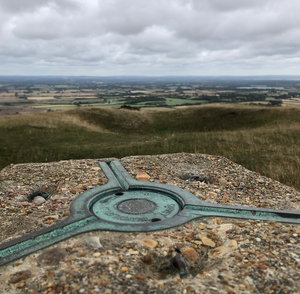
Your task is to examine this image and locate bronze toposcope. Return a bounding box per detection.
[1,160,300,266]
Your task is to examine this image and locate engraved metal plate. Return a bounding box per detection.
[92,191,180,223]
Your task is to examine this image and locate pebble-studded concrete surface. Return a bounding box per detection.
[0,153,300,294]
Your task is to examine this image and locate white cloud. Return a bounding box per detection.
[0,0,300,75]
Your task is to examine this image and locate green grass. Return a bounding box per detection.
[35,100,75,105]
[163,98,200,106]
[1,105,300,190]
[88,103,122,108]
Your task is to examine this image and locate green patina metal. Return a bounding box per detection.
[1,160,300,267]
[184,206,300,223]
[92,190,180,224]
[184,205,279,218]
[0,217,98,259]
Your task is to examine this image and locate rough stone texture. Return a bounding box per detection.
[37,248,67,266]
[0,153,300,293]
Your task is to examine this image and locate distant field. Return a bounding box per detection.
[28,97,55,100]
[82,104,120,108]
[164,98,201,105]
[131,90,152,94]
[283,98,300,106]
[1,81,300,115]
[34,105,77,110]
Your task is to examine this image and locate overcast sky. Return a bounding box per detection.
[1,0,300,76]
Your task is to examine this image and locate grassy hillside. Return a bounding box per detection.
[1,105,300,190]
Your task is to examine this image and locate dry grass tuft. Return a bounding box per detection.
[0,111,110,133]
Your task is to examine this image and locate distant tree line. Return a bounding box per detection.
[120,104,140,111]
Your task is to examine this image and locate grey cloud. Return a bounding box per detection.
[0,0,50,13]
[1,0,300,75]
[206,0,269,11]
[0,0,79,13]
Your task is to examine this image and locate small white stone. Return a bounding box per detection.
[84,236,103,249]
[32,196,46,204]
[44,215,59,220]
[255,238,261,242]
[79,289,85,293]
[128,249,139,255]
[293,233,298,237]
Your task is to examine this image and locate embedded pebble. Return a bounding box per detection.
[213,223,232,233]
[44,215,59,220]
[228,240,238,249]
[199,234,216,247]
[37,248,67,265]
[84,236,103,249]
[128,249,139,255]
[142,254,153,265]
[136,172,150,181]
[183,248,198,261]
[141,238,157,248]
[208,246,231,258]
[32,196,46,204]
[9,270,31,284]
[208,192,217,197]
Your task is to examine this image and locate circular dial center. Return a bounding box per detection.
[117,199,157,215]
[92,190,181,224]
